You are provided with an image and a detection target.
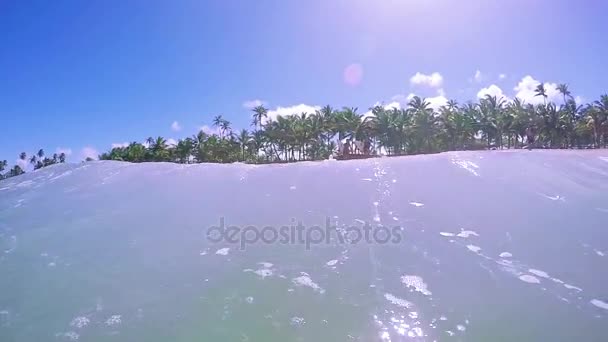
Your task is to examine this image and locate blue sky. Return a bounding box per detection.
[1,0,607,164]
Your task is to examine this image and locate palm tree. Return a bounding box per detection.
[270,115,294,160]
[220,119,232,139]
[539,103,561,148]
[557,84,571,106]
[59,153,67,163]
[335,107,362,141]
[305,112,325,159]
[584,106,603,148]
[128,142,147,162]
[477,95,504,148]
[175,139,193,164]
[534,83,548,105]
[213,115,224,138]
[408,96,437,153]
[0,160,7,177]
[250,130,266,161]
[19,152,26,161]
[10,165,24,177]
[192,131,208,148]
[237,129,250,161]
[447,99,459,110]
[454,106,476,150]
[192,131,209,163]
[507,99,529,148]
[318,105,336,149]
[251,105,268,131]
[90,88,608,165]
[150,136,168,161]
[371,106,409,155]
[438,104,465,150]
[592,94,608,147]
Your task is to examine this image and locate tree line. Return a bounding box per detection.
[98,84,607,164]
[0,150,67,180]
[2,83,607,180]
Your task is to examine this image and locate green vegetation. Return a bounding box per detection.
[0,150,67,181]
[1,87,607,181]
[98,89,608,164]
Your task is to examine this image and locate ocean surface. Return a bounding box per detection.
[1,150,607,341]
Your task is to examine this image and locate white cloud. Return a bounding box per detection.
[389,94,417,105]
[166,138,177,147]
[266,104,321,122]
[383,89,447,112]
[473,70,483,83]
[364,85,451,119]
[171,121,182,132]
[409,72,443,88]
[405,89,447,110]
[363,101,401,118]
[55,147,72,156]
[390,94,405,103]
[362,110,375,119]
[199,125,219,135]
[513,75,560,105]
[499,73,507,80]
[426,94,448,110]
[477,84,510,102]
[574,95,585,104]
[80,147,98,161]
[242,99,268,109]
[383,101,401,110]
[111,142,129,148]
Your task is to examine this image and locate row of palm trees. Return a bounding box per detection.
[3,84,607,178]
[99,121,268,164]
[98,84,607,165]
[0,150,67,180]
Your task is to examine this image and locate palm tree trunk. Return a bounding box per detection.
[272,144,280,161]
[594,126,598,148]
